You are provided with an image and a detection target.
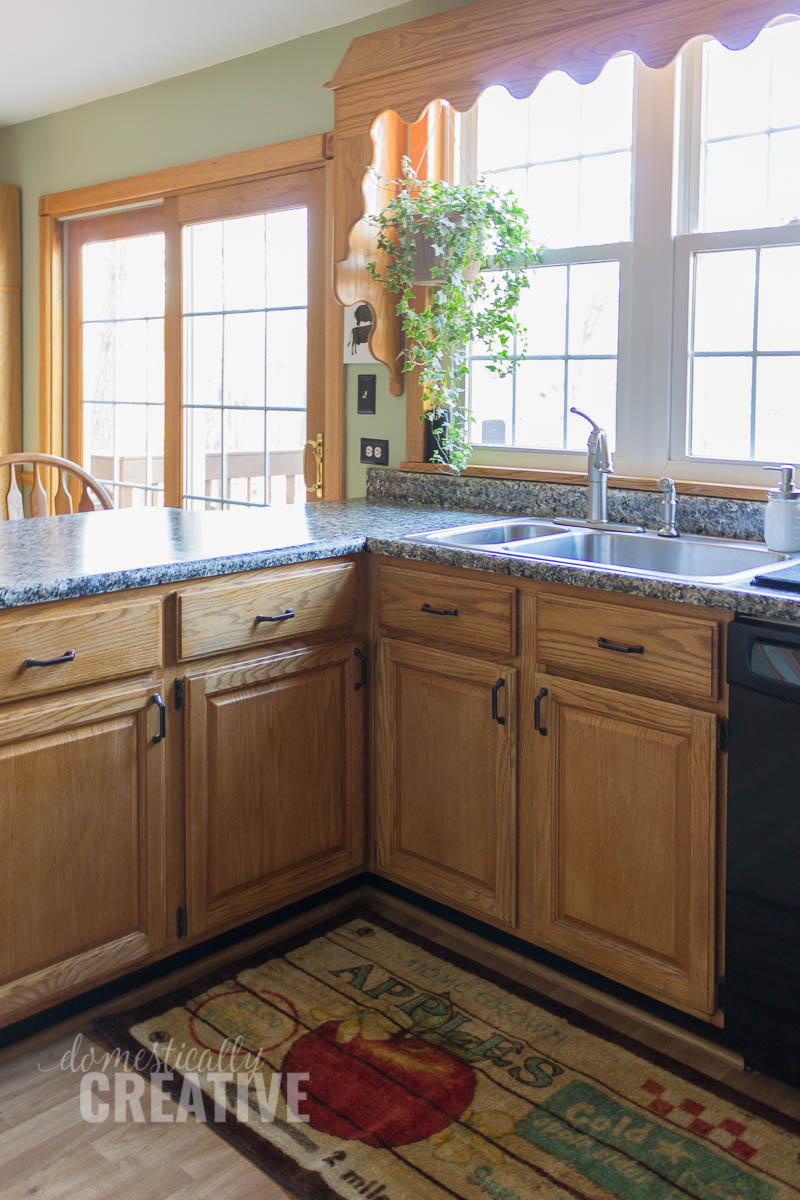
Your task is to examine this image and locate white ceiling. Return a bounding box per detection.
[0,0,402,127]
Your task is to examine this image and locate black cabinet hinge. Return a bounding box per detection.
[716,976,726,1010]
[717,717,729,753]
[176,905,187,940]
[174,678,185,710]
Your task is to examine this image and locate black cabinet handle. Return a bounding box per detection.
[597,636,644,655]
[256,608,295,624]
[491,678,506,725]
[25,649,76,669]
[421,603,459,617]
[354,647,367,691]
[152,693,166,744]
[534,687,548,736]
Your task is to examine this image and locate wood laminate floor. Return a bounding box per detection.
[1,889,798,1199]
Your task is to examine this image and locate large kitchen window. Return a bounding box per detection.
[464,17,800,485]
[65,165,327,509]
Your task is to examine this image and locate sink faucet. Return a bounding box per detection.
[657,476,679,538]
[552,409,644,533]
[571,407,612,523]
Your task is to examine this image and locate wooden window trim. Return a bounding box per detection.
[39,133,345,501]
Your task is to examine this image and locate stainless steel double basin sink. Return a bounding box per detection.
[413,519,794,585]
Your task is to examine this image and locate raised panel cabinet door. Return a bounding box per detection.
[185,640,366,936]
[522,673,717,1016]
[376,639,517,923]
[0,680,167,1026]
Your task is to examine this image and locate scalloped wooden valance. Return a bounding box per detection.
[328,0,800,401]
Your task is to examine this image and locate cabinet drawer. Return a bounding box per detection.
[377,564,516,655]
[177,561,356,660]
[536,594,719,702]
[0,597,163,702]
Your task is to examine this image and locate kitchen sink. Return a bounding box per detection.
[414,520,795,583]
[420,519,565,547]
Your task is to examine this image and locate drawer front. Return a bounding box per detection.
[536,594,719,701]
[377,564,516,655]
[0,598,163,702]
[177,561,356,660]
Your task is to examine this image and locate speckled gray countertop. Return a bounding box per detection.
[2,500,800,624]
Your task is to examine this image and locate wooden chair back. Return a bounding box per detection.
[0,453,113,520]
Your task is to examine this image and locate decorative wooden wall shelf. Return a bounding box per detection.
[0,185,22,456]
[328,0,800,397]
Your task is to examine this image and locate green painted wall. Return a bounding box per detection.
[0,0,463,494]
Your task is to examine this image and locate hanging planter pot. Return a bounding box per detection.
[367,158,540,473]
[412,217,481,287]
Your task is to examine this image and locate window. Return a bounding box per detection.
[182,205,309,510]
[465,17,800,484]
[62,151,332,509]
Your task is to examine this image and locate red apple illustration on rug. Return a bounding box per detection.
[281,1006,476,1147]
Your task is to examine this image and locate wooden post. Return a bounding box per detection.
[0,185,22,455]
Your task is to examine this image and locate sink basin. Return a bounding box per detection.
[414,520,794,583]
[421,519,565,547]
[506,530,789,581]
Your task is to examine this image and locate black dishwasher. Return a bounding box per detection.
[726,617,800,1085]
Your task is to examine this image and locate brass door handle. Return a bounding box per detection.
[304,434,323,499]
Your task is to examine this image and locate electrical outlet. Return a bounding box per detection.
[360,438,389,466]
[357,373,377,414]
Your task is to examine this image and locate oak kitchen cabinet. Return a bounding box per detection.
[184,639,365,937]
[0,547,729,1030]
[0,596,167,1025]
[375,638,516,923]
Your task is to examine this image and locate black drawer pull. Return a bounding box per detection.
[354,647,367,691]
[421,603,459,617]
[152,693,166,744]
[25,649,76,669]
[534,687,548,736]
[597,636,644,655]
[491,678,506,725]
[256,608,295,624]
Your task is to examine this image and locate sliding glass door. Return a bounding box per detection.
[67,169,325,510]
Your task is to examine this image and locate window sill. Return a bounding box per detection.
[399,461,769,502]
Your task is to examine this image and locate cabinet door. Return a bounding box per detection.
[376,639,517,923]
[185,640,365,936]
[522,673,717,1015]
[0,681,167,1024]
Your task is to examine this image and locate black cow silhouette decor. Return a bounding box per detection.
[349,303,374,354]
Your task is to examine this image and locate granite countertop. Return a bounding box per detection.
[2,500,800,624]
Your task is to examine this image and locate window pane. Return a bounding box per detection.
[517,265,566,356]
[690,357,752,459]
[470,364,514,446]
[758,245,800,350]
[477,54,634,248]
[699,20,800,231]
[755,358,800,460]
[693,251,756,352]
[514,360,565,449]
[182,205,308,508]
[568,261,620,356]
[567,361,617,450]
[80,232,165,508]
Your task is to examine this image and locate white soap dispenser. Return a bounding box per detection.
[764,465,800,553]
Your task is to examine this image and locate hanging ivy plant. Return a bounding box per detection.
[367,157,540,472]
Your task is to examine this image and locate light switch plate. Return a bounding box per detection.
[357,374,377,415]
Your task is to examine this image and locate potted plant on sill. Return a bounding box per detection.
[367,157,540,472]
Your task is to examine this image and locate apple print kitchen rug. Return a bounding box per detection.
[95,911,800,1199]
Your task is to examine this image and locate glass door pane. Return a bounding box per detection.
[182,206,309,510]
[79,232,166,507]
